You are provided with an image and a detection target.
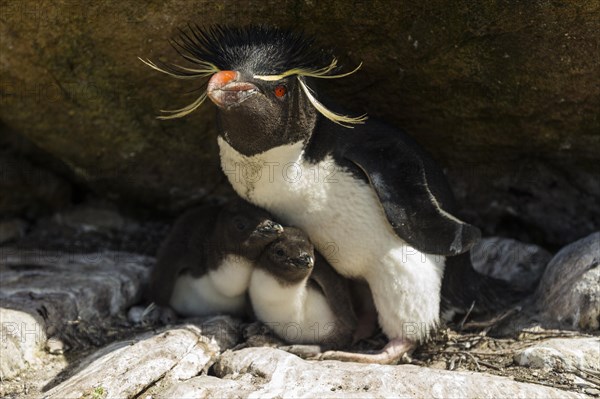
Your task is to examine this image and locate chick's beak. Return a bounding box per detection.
[207,71,259,108]
[292,254,314,269]
[254,220,284,238]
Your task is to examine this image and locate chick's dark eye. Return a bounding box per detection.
[274,85,287,98]
[233,218,247,231]
[275,248,285,257]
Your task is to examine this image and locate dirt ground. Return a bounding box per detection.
[414,327,600,396]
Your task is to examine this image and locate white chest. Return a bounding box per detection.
[169,255,253,317]
[218,137,446,341]
[218,137,391,277]
[248,269,338,344]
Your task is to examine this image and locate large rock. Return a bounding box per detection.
[43,317,242,398]
[28,342,599,398]
[0,153,71,217]
[1,1,599,245]
[0,249,152,379]
[206,347,587,398]
[43,326,220,399]
[514,337,599,373]
[158,375,251,399]
[533,232,600,331]
[470,237,551,292]
[0,308,46,381]
[0,219,27,244]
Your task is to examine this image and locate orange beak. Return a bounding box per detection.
[207,71,258,108]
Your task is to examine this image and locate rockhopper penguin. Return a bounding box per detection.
[142,25,512,363]
[147,199,283,318]
[249,227,357,348]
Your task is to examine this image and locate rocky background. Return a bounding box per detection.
[1,0,599,397]
[1,0,599,248]
[0,224,598,397]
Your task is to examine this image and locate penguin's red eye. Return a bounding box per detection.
[274,85,287,98]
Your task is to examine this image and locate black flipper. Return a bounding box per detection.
[342,124,481,256]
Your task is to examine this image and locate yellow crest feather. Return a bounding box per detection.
[298,78,367,128]
[140,55,367,126]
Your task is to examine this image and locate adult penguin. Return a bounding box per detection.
[142,25,514,364]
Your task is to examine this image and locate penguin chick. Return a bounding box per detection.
[147,199,283,318]
[249,227,357,348]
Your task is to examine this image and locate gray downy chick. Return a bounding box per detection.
[249,227,357,348]
[147,198,283,318]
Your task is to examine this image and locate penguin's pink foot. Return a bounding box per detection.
[317,338,416,365]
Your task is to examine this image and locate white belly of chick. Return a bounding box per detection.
[169,255,253,317]
[219,138,446,341]
[249,269,337,344]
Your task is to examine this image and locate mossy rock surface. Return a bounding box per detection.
[1,1,599,246]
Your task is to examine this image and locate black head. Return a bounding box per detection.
[142,25,366,156]
[257,227,315,285]
[176,25,331,77]
[201,26,329,156]
[215,198,283,260]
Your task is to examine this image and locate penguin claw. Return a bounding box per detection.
[317,338,416,365]
[130,303,178,326]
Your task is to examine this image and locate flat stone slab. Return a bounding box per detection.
[1,237,598,398]
[534,232,600,331]
[514,337,600,372]
[44,326,220,399]
[40,340,595,399]
[471,236,551,291]
[157,375,252,399]
[0,249,152,380]
[206,347,589,398]
[0,308,46,381]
